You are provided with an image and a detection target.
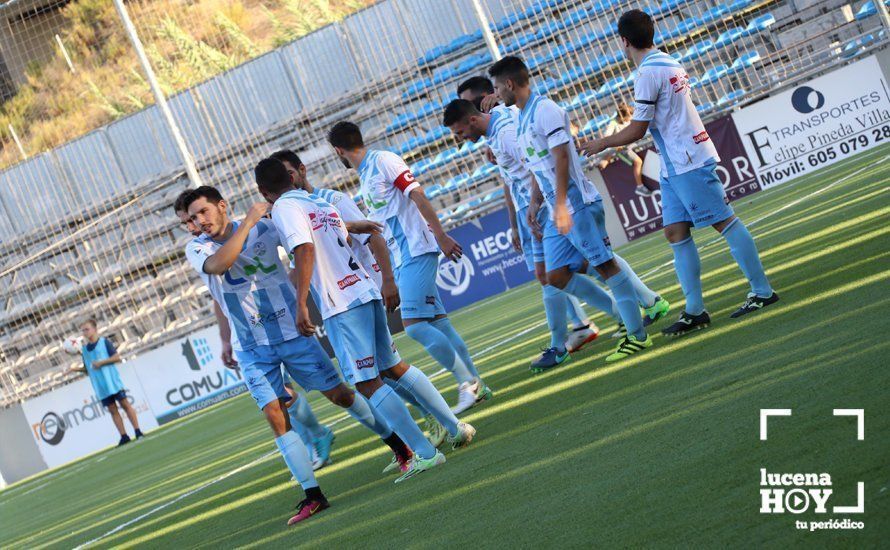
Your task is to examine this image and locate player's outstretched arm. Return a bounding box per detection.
[288,244,317,336]
[367,233,400,312]
[202,203,270,275]
[408,188,463,261]
[579,120,649,156]
[92,353,121,369]
[345,219,384,235]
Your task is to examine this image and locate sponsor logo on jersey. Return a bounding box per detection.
[337,274,361,289]
[425,295,436,305]
[308,210,342,231]
[693,131,711,144]
[355,356,375,369]
[248,307,287,327]
[670,74,690,94]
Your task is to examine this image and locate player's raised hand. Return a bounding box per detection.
[244,202,272,226]
[436,233,463,262]
[221,341,238,369]
[346,219,383,235]
[554,202,573,235]
[381,277,401,312]
[480,93,500,113]
[579,138,606,157]
[297,305,316,336]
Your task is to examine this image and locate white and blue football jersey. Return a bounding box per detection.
[632,50,719,178]
[357,149,439,268]
[271,189,380,320]
[185,219,300,352]
[312,186,382,288]
[517,93,601,216]
[487,105,532,212]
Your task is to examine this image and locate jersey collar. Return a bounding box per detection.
[484,110,501,137]
[357,149,373,175]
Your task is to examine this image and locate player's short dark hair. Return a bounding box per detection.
[255,157,292,195]
[327,121,364,150]
[270,149,303,169]
[174,186,224,214]
[442,99,481,127]
[618,9,655,49]
[488,55,529,86]
[457,76,494,97]
[80,318,97,328]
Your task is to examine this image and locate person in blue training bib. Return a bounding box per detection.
[326,121,492,415]
[254,157,477,485]
[267,149,451,450]
[580,9,779,335]
[178,186,412,526]
[488,55,666,363]
[70,319,143,446]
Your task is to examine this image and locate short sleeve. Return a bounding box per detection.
[632,70,658,122]
[380,152,420,196]
[185,239,214,274]
[104,338,117,356]
[271,200,313,253]
[331,194,373,245]
[535,100,572,149]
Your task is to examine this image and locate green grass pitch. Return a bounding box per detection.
[1,145,888,548]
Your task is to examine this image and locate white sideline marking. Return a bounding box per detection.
[73,452,276,550]
[73,158,881,547]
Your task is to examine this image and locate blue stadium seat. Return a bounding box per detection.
[428,147,459,171]
[595,76,627,99]
[697,64,729,86]
[715,27,745,48]
[700,5,731,24]
[402,78,432,99]
[578,115,612,137]
[743,13,776,35]
[443,174,471,193]
[718,89,747,106]
[853,0,890,20]
[728,51,760,74]
[840,34,876,59]
[385,113,412,134]
[412,158,434,177]
[395,137,421,155]
[483,187,505,203]
[695,102,714,113]
[470,163,498,183]
[650,0,688,17]
[425,184,444,199]
[728,0,754,11]
[680,39,714,62]
[567,90,597,112]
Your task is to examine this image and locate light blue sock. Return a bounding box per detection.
[604,270,646,340]
[290,395,326,440]
[542,284,568,351]
[383,376,430,416]
[670,237,705,315]
[722,218,773,297]
[368,383,436,460]
[289,414,314,449]
[566,294,589,329]
[612,253,658,308]
[562,272,620,322]
[404,321,473,384]
[346,393,393,439]
[274,431,317,489]
[397,365,460,437]
[430,317,481,381]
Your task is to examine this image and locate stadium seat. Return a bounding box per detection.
[402,78,432,99]
[412,157,434,176]
[700,5,731,25]
[567,90,598,112]
[715,28,745,48]
[427,147,459,171]
[595,76,627,99]
[578,115,612,137]
[483,187,505,203]
[696,102,714,114]
[728,0,754,11]
[470,163,498,183]
[650,0,688,17]
[697,64,729,87]
[717,89,747,106]
[426,184,444,199]
[840,34,876,59]
[728,51,761,74]
[743,13,776,35]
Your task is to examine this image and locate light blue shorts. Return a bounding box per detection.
[544,200,613,270]
[325,300,402,385]
[516,207,545,271]
[235,337,342,410]
[394,252,447,319]
[660,161,734,228]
